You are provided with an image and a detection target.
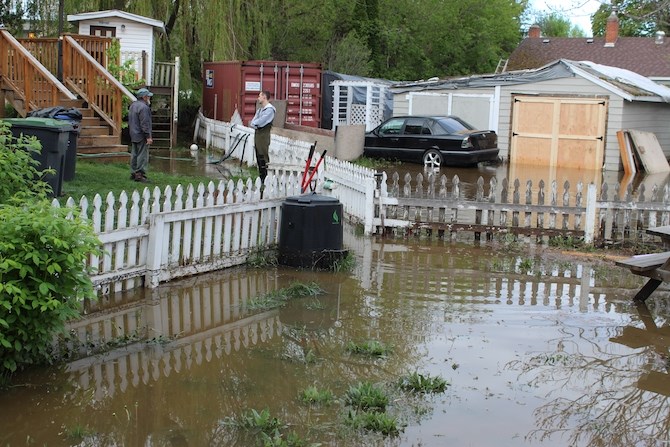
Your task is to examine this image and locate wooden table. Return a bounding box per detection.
[616,225,670,302]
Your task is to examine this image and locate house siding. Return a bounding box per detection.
[77,20,155,82]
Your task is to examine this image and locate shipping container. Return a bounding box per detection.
[202,60,322,128]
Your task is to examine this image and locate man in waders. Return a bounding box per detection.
[249,90,276,183]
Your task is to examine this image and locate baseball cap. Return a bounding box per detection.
[136,88,154,98]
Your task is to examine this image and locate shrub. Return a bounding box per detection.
[0,200,101,377]
[0,121,52,201]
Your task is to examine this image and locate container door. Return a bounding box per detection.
[241,61,282,125]
[281,63,321,128]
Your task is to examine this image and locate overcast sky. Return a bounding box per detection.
[529,0,607,36]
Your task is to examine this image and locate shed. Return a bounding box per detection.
[324,71,395,132]
[66,9,165,83]
[390,59,670,171]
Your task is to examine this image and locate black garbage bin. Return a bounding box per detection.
[54,115,80,181]
[3,117,75,198]
[278,192,347,269]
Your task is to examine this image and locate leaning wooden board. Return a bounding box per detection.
[627,130,670,174]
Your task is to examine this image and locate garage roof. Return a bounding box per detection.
[389,59,670,103]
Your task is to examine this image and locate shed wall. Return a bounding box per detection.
[621,100,670,158]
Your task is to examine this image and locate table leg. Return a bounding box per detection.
[634,278,662,302]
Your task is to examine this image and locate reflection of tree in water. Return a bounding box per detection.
[508,298,670,446]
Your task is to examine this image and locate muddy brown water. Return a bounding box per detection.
[2,231,670,446]
[3,155,670,446]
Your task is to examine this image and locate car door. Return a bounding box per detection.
[365,117,406,158]
[396,117,431,162]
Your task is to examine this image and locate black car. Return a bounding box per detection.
[363,116,499,167]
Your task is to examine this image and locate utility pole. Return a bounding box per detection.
[57,0,64,81]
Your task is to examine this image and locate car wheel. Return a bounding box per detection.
[423,149,442,168]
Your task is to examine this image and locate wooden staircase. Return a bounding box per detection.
[0,31,136,161]
[58,98,129,160]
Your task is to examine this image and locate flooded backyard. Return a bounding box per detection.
[2,225,670,446]
[3,151,670,446]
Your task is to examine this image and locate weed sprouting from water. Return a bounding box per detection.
[517,257,534,274]
[64,424,95,441]
[344,409,404,436]
[398,372,449,394]
[345,340,392,357]
[248,281,324,311]
[238,408,286,435]
[260,430,310,447]
[345,381,389,412]
[247,246,278,268]
[299,385,335,405]
[331,251,356,272]
[304,298,325,310]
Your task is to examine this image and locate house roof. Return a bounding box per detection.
[389,59,670,103]
[506,36,670,79]
[67,9,165,32]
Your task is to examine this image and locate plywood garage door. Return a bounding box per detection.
[510,96,607,170]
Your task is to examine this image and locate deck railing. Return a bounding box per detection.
[0,28,76,111]
[18,34,113,74]
[61,35,135,135]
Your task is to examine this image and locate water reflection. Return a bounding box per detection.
[1,234,670,446]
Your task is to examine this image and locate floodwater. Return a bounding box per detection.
[3,153,670,446]
[2,228,670,446]
[148,147,670,202]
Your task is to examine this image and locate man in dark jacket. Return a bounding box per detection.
[128,87,154,182]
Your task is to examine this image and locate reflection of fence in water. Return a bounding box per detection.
[65,271,281,399]
[365,246,641,308]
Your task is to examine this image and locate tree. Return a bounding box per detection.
[535,12,587,37]
[592,0,670,36]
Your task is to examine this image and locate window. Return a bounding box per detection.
[379,118,404,135]
[403,117,425,135]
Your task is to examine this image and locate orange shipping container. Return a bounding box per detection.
[202,60,322,128]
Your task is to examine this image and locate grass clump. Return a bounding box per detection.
[248,281,323,311]
[344,409,403,437]
[345,340,392,357]
[247,247,278,268]
[298,385,334,405]
[330,251,355,273]
[398,372,448,394]
[238,408,286,435]
[344,381,389,412]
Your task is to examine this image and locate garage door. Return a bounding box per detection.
[510,96,607,170]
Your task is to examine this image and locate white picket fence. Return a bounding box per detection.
[54,174,305,294]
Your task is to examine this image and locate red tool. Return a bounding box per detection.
[301,141,317,191]
[301,150,327,193]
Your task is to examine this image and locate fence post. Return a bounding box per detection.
[364,175,376,235]
[145,214,166,288]
[584,183,597,244]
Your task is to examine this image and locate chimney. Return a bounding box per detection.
[528,24,541,39]
[656,30,666,45]
[605,8,619,47]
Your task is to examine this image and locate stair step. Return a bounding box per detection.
[78,144,129,155]
[79,125,112,136]
[78,134,120,147]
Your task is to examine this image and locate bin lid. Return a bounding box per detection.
[2,117,76,132]
[284,192,340,204]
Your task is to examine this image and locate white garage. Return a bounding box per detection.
[390,59,670,171]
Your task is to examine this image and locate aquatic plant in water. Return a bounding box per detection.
[398,372,449,393]
[345,340,392,357]
[344,381,389,412]
[299,385,335,405]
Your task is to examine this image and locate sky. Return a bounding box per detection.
[529,0,608,36]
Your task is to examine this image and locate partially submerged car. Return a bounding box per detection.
[363,116,499,167]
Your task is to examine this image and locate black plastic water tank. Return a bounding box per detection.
[278,193,346,268]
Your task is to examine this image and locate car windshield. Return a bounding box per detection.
[433,117,474,134]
